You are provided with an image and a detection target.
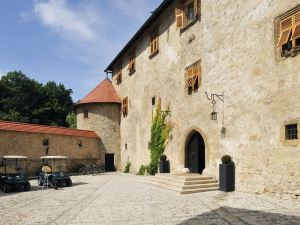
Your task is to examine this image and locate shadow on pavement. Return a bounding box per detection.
[178,206,300,225]
[72,182,88,187]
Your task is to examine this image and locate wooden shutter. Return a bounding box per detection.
[194,0,198,18]
[291,12,300,40]
[175,5,184,29]
[277,16,292,47]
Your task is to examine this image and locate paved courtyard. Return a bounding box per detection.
[0,173,299,225]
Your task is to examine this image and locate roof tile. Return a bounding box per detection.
[77,78,121,105]
[0,121,100,139]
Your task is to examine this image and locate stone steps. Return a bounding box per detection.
[139,173,219,194]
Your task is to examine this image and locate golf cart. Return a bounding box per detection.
[0,155,31,193]
[37,156,72,188]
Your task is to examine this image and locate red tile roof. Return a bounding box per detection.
[0,121,100,139]
[76,78,121,105]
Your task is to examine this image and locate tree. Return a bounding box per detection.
[66,112,77,128]
[0,71,74,127]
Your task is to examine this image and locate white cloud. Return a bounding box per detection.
[34,0,100,42]
[19,12,32,23]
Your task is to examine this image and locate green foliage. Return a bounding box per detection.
[0,71,73,127]
[221,155,233,164]
[124,161,131,173]
[148,99,172,175]
[66,112,77,128]
[137,164,146,175]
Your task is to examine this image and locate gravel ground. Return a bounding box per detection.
[0,172,299,225]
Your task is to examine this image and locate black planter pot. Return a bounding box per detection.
[219,163,235,192]
[159,160,170,173]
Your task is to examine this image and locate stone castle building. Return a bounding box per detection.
[0,0,299,198]
[77,0,300,197]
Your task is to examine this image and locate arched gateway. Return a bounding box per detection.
[185,131,205,174]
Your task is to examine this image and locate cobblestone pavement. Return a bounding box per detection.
[0,173,299,225]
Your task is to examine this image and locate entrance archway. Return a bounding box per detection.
[185,131,205,174]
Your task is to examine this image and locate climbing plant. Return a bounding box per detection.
[149,98,172,175]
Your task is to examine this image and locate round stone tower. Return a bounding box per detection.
[75,78,121,171]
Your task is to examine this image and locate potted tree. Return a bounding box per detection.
[159,155,170,173]
[219,155,235,192]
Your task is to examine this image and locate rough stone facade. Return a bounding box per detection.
[106,0,300,198]
[0,130,103,175]
[76,103,121,170]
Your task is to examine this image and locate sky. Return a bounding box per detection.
[0,0,162,101]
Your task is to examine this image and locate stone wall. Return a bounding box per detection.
[76,103,121,170]
[0,130,103,176]
[110,0,300,198]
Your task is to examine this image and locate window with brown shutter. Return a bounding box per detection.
[149,31,159,57]
[122,97,128,117]
[175,5,184,29]
[114,64,122,85]
[175,0,200,30]
[185,62,201,95]
[128,52,136,75]
[277,8,300,56]
[292,12,300,41]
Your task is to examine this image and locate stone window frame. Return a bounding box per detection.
[275,5,300,60]
[128,50,136,75]
[280,119,300,147]
[149,29,159,59]
[121,97,128,117]
[114,63,122,85]
[175,0,201,34]
[184,60,201,95]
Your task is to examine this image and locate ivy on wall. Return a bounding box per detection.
[149,98,172,175]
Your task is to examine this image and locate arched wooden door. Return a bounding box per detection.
[185,132,205,173]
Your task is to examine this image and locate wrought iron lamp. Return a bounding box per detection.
[205,92,224,121]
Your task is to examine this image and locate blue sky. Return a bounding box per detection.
[0,0,162,101]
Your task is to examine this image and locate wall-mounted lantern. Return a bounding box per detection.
[205,92,224,121]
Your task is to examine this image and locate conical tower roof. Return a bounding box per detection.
[76,78,121,105]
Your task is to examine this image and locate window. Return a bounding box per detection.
[285,124,298,140]
[43,139,49,146]
[125,143,127,150]
[277,10,300,56]
[122,97,128,117]
[84,109,89,118]
[185,62,201,95]
[150,31,159,57]
[128,52,136,75]
[114,64,122,84]
[175,0,200,29]
[152,97,156,107]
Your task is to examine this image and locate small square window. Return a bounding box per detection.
[43,139,49,146]
[285,124,298,140]
[84,109,89,118]
[152,97,156,107]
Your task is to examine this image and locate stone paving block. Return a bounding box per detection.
[0,173,299,225]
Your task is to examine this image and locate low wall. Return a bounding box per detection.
[0,130,104,176]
